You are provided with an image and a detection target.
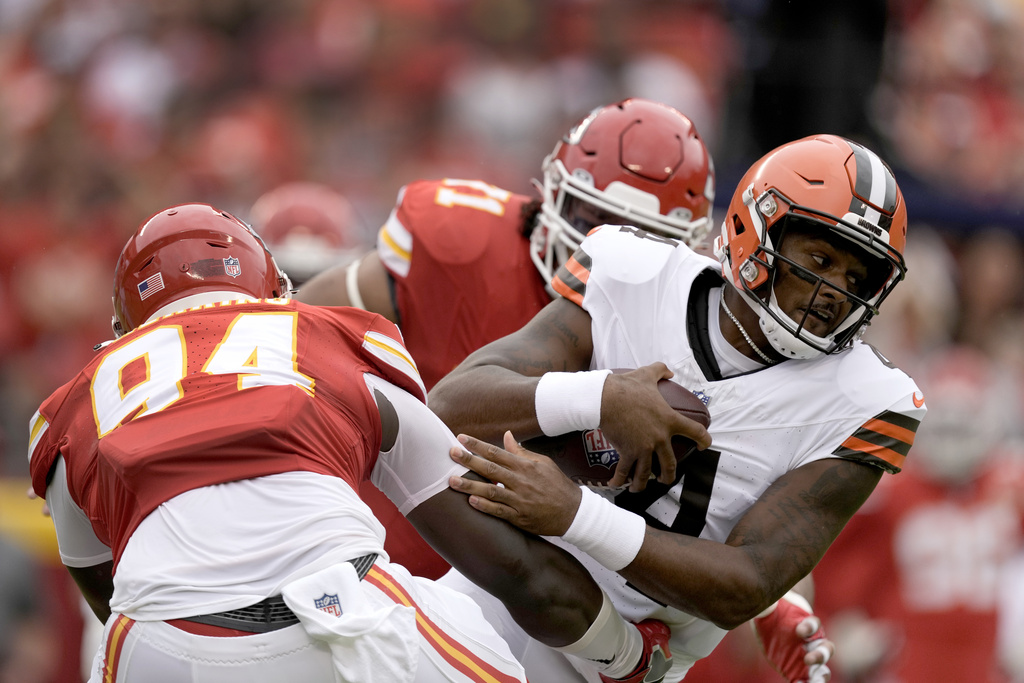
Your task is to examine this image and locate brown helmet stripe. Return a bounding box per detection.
[848,141,898,216]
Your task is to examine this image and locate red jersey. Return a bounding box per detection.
[376,178,550,390]
[367,178,551,578]
[28,299,425,568]
[814,458,1024,683]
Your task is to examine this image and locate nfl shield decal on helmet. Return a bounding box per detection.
[583,428,620,469]
[223,256,241,277]
[314,593,342,617]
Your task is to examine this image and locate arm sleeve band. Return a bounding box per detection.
[535,369,611,436]
[561,486,646,571]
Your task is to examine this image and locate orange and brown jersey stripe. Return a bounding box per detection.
[365,566,522,683]
[832,409,919,473]
[551,248,592,307]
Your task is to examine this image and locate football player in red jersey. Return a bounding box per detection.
[28,204,676,683]
[429,134,923,682]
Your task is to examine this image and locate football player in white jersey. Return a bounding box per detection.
[429,134,925,683]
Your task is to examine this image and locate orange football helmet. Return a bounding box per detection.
[532,98,715,283]
[713,134,908,358]
[112,204,291,336]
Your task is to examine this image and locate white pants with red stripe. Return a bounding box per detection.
[88,560,527,683]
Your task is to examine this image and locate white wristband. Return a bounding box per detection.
[534,369,611,436]
[562,486,646,571]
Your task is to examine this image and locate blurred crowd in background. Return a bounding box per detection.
[2,0,1024,681]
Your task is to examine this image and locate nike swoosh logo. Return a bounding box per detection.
[913,392,925,408]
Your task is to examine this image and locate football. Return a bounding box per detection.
[521,370,711,487]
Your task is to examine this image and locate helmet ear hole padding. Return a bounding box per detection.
[732,215,746,236]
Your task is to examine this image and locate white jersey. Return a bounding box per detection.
[549,225,926,678]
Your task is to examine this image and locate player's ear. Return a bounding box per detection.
[374,388,399,451]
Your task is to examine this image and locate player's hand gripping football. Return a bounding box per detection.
[753,592,834,683]
[449,431,584,536]
[599,363,711,492]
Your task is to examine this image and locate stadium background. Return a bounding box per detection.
[1,1,1023,681]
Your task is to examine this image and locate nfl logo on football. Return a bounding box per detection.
[583,429,620,469]
[314,593,342,618]
[223,256,241,278]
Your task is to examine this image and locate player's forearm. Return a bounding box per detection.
[429,363,545,443]
[617,529,777,630]
[68,561,114,623]
[409,483,600,645]
[497,533,607,646]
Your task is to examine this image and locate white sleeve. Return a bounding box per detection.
[363,373,469,516]
[46,457,113,567]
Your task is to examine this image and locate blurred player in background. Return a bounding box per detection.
[814,345,1024,683]
[298,97,717,580]
[1000,548,1024,682]
[248,180,369,286]
[429,134,922,682]
[27,203,673,683]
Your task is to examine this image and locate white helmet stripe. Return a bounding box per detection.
[849,141,898,214]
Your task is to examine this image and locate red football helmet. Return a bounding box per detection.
[532,98,715,283]
[713,134,908,359]
[112,204,291,336]
[248,181,364,286]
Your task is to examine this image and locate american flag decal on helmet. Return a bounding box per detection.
[137,272,165,300]
[847,141,899,232]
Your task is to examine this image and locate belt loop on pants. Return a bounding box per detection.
[171,552,378,635]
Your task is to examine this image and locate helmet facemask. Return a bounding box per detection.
[730,191,906,359]
[529,99,715,287]
[532,155,714,285]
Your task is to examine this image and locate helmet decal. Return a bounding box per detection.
[137,273,165,301]
[223,256,241,277]
[846,140,899,238]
